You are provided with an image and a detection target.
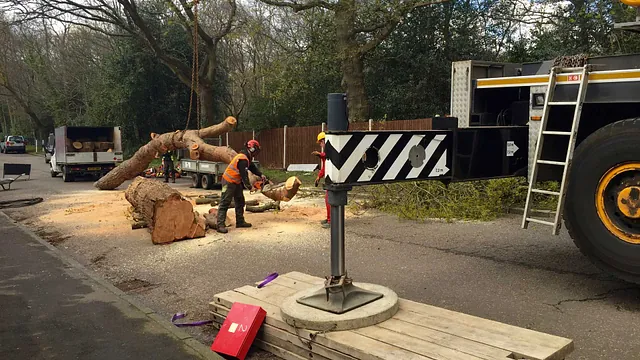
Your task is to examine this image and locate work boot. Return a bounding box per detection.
[236,222,252,228]
[320,219,328,225]
[217,225,228,234]
[321,221,330,229]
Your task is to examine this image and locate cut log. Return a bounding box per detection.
[195,197,215,205]
[204,213,217,230]
[246,201,280,213]
[125,177,206,244]
[72,141,83,150]
[131,221,148,230]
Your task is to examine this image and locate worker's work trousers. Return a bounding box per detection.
[325,190,331,223]
[164,160,175,182]
[218,180,245,227]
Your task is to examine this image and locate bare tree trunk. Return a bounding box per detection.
[336,1,369,122]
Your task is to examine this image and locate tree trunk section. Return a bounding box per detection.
[125,177,206,244]
[336,2,369,122]
[95,116,237,190]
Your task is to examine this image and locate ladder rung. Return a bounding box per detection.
[531,189,561,196]
[542,131,572,136]
[537,160,567,166]
[525,217,555,226]
[548,101,577,106]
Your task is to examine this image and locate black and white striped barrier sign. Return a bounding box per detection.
[325,131,452,186]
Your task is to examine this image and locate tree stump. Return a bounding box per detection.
[125,177,206,244]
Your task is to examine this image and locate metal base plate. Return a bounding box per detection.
[296,281,383,314]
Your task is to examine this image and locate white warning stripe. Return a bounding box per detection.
[336,135,377,183]
[383,135,423,181]
[429,149,449,177]
[406,134,446,179]
[325,134,352,153]
[358,134,403,183]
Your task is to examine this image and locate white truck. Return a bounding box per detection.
[49,126,123,182]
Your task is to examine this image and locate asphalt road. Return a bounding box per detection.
[0,213,216,360]
[2,152,640,360]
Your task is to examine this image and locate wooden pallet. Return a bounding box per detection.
[210,272,573,360]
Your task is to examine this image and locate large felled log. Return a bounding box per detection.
[125,177,206,244]
[95,115,301,203]
[95,116,238,190]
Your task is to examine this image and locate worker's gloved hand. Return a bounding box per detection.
[261,175,268,183]
[314,178,320,187]
[311,151,320,157]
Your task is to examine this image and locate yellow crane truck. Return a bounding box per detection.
[448,4,640,283]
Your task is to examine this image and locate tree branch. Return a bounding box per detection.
[358,0,449,55]
[177,0,214,46]
[258,0,335,12]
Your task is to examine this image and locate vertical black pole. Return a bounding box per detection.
[326,93,348,278]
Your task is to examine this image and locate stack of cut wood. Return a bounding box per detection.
[64,138,114,152]
[209,272,574,360]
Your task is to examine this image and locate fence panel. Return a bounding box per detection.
[285,125,324,169]
[255,128,285,169]
[226,131,253,151]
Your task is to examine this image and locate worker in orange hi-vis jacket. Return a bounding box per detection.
[312,132,330,229]
[217,140,267,234]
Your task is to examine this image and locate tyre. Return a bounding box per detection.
[192,173,202,188]
[62,167,74,182]
[201,174,214,190]
[564,118,640,283]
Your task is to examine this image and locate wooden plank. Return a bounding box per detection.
[211,309,357,360]
[275,272,572,360]
[376,319,514,360]
[397,302,573,360]
[255,339,307,360]
[354,326,485,360]
[283,271,325,285]
[235,284,297,305]
[212,290,437,360]
[212,274,573,360]
[212,307,512,360]
[260,332,331,360]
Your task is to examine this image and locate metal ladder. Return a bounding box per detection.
[522,65,590,235]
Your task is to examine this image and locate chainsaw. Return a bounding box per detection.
[251,179,285,194]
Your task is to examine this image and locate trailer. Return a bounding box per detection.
[49,126,123,182]
[180,159,226,189]
[180,158,262,190]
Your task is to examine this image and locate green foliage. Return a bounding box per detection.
[363,178,558,221]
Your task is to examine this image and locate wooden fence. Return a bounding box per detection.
[220,118,433,169]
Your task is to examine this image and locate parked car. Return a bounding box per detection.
[1,135,26,154]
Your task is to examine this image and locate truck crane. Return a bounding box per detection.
[321,2,640,298]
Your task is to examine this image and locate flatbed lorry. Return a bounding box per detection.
[48,126,123,182]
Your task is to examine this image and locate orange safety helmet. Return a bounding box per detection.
[621,0,640,6]
[246,139,261,154]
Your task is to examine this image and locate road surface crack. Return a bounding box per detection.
[545,287,638,312]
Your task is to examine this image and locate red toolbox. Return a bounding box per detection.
[211,302,266,360]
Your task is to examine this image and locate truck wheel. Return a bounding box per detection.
[192,174,202,188]
[62,167,74,183]
[201,174,214,190]
[564,118,640,284]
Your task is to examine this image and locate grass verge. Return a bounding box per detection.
[360,178,558,221]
